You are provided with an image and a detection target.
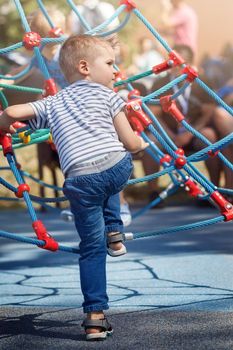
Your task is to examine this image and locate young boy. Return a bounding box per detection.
[0,34,148,341]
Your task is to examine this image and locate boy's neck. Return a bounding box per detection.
[70,75,93,84]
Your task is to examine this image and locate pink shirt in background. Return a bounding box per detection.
[170,3,198,54]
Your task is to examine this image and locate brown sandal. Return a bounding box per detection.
[107,232,127,257]
[82,317,113,341]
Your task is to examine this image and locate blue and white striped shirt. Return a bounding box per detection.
[28,80,126,174]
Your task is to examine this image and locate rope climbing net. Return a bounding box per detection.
[0,0,233,254]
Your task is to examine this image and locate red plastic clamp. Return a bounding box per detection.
[128,89,140,100]
[128,117,144,133]
[169,50,185,66]
[115,71,127,82]
[152,50,185,75]
[0,132,13,156]
[15,183,30,198]
[120,0,137,11]
[43,79,58,97]
[184,179,202,197]
[32,220,59,251]
[126,99,152,132]
[210,191,233,221]
[23,32,41,50]
[182,65,198,82]
[49,27,64,38]
[160,96,185,123]
[160,154,172,165]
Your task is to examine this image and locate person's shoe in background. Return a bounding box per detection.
[61,204,132,227]
[120,202,132,227]
[60,209,74,222]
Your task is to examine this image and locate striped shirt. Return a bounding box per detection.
[28,80,126,175]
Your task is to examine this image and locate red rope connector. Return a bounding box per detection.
[184,179,203,197]
[0,132,13,156]
[126,99,152,132]
[43,78,58,97]
[49,27,64,38]
[175,148,185,156]
[15,183,30,198]
[23,32,41,50]
[160,154,172,165]
[120,0,137,11]
[208,150,219,158]
[160,95,185,123]
[210,191,233,221]
[174,148,186,169]
[128,89,140,100]
[182,65,198,82]
[152,50,185,75]
[32,220,59,251]
[175,157,186,169]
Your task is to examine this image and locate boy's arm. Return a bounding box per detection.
[0,104,36,133]
[113,110,149,153]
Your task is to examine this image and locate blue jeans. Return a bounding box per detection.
[63,153,133,313]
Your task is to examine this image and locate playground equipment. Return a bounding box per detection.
[0,0,233,254]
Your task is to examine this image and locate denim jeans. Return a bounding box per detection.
[63,153,133,313]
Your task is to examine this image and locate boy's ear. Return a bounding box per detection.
[77,59,89,75]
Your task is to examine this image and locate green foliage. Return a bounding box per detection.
[0,0,70,47]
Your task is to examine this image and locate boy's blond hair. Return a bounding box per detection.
[27,7,66,37]
[59,34,119,83]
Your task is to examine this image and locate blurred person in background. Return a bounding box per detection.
[127,36,165,90]
[140,44,231,207]
[66,0,119,34]
[159,0,198,59]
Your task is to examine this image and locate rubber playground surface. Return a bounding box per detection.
[0,203,233,349]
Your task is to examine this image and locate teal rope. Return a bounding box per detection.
[30,194,67,203]
[36,0,56,28]
[133,216,224,239]
[86,5,127,35]
[0,229,80,254]
[142,74,187,102]
[133,8,171,53]
[0,42,23,54]
[97,13,131,37]
[114,70,153,87]
[196,78,233,116]
[0,90,8,109]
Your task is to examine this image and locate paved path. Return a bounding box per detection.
[0,204,233,349]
